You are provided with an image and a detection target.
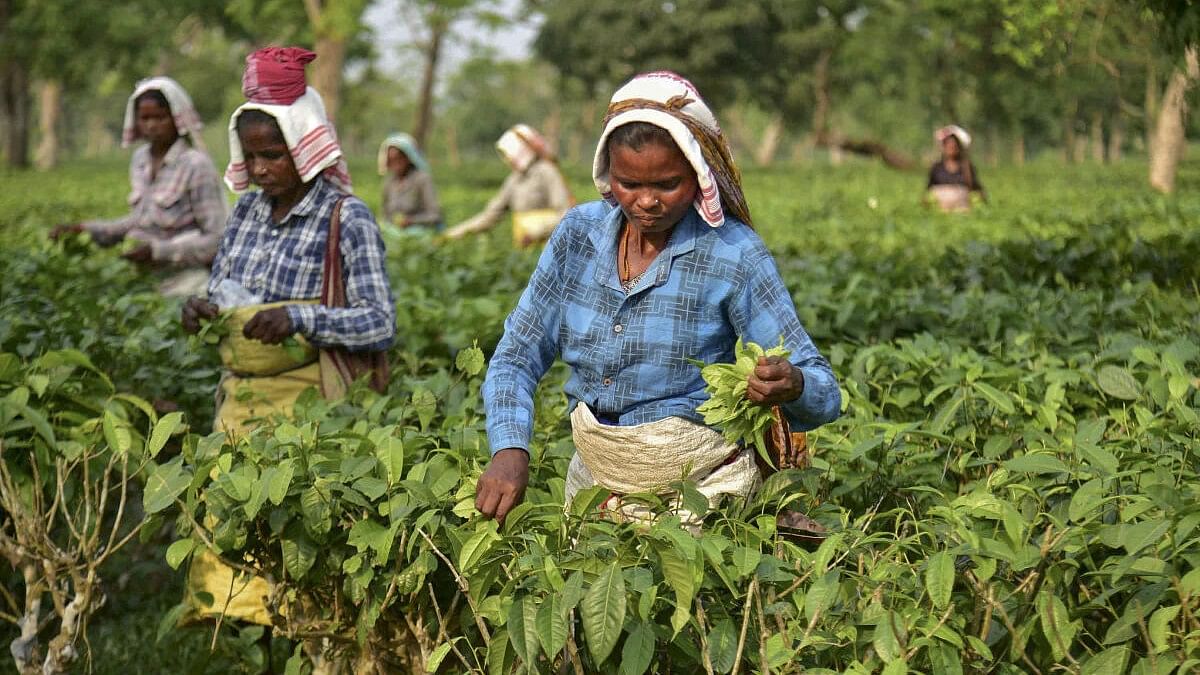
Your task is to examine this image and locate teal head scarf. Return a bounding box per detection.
[378,132,430,175]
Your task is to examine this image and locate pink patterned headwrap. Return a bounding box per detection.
[242,47,317,106]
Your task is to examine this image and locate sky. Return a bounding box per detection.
[363,0,540,81]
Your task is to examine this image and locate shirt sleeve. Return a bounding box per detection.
[286,199,396,352]
[481,222,569,454]
[407,171,443,227]
[727,240,841,431]
[445,172,516,237]
[150,155,229,266]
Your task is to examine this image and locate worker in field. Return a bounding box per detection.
[50,77,227,297]
[442,123,574,247]
[180,46,395,627]
[924,124,987,212]
[378,132,444,233]
[474,71,841,530]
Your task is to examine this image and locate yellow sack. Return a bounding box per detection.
[187,304,323,625]
[185,550,276,626]
[217,301,318,376]
[512,208,561,247]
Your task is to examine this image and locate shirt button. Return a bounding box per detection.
[613,324,624,334]
[602,377,613,386]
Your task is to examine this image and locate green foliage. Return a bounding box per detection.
[2,159,1200,673]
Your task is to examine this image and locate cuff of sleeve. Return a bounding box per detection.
[781,366,840,430]
[487,422,531,457]
[287,305,318,338]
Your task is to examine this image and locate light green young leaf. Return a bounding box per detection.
[507,595,540,666]
[146,411,184,458]
[456,343,486,376]
[164,539,196,570]
[426,642,453,673]
[143,459,191,514]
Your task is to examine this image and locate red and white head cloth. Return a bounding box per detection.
[224,47,352,194]
[121,76,205,150]
[592,71,750,228]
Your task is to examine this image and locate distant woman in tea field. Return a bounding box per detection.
[475,71,841,527]
[443,123,574,247]
[51,77,227,297]
[180,47,395,626]
[378,132,443,232]
[925,124,987,212]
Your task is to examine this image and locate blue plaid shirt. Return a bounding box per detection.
[483,201,841,455]
[208,177,396,351]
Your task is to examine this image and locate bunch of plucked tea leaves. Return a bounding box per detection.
[694,338,789,466]
[190,312,308,362]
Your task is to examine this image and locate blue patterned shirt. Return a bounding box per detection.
[483,201,841,455]
[208,177,396,351]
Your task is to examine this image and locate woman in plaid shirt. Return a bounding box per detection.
[475,72,841,526]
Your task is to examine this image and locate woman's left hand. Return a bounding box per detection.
[747,356,805,404]
[243,307,295,344]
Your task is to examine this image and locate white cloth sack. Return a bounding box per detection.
[565,403,760,528]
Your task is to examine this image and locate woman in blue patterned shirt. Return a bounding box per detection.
[475,72,841,525]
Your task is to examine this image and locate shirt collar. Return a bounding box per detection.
[590,204,701,293]
[162,137,187,166]
[250,175,332,227]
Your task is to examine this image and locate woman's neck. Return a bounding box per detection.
[271,181,316,222]
[150,136,177,159]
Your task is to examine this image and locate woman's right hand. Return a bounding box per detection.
[181,296,220,334]
[475,448,529,524]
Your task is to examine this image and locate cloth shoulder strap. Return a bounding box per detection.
[318,196,390,397]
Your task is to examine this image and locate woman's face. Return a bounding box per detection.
[238,122,304,201]
[136,98,178,147]
[608,139,699,235]
[941,136,961,159]
[386,147,412,176]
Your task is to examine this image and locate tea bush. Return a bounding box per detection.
[0,158,1198,673]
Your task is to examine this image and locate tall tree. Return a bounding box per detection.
[1140,0,1200,193]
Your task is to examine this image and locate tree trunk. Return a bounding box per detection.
[1012,130,1026,166]
[1107,113,1124,162]
[1061,97,1079,163]
[83,110,115,157]
[310,35,346,121]
[1,59,30,169]
[1149,47,1199,194]
[412,16,447,150]
[811,48,833,146]
[34,80,61,170]
[1090,111,1105,163]
[754,113,784,166]
[1145,60,1160,154]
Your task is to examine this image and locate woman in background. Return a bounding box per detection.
[925,124,986,212]
[378,132,443,231]
[443,123,573,247]
[52,77,227,297]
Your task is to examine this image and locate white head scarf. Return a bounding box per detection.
[122,77,205,151]
[224,86,353,194]
[936,125,972,149]
[496,124,551,172]
[592,71,749,228]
